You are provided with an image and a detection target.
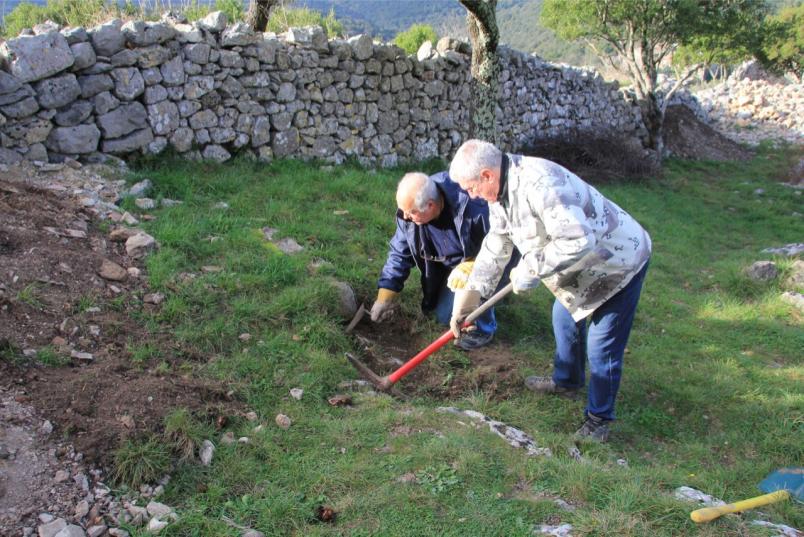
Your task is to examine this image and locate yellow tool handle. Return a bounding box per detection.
[690,490,790,523]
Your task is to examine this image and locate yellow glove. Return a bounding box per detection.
[370,288,398,323]
[447,260,475,291]
[449,289,481,338]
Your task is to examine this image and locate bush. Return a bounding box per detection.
[215,0,245,24]
[393,23,438,55]
[266,6,343,37]
[518,131,660,182]
[2,0,108,38]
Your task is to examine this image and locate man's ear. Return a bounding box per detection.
[480,168,493,182]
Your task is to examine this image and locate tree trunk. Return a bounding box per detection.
[638,93,664,157]
[246,0,278,32]
[459,0,499,145]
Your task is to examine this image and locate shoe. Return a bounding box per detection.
[575,414,610,442]
[455,330,493,351]
[524,376,578,396]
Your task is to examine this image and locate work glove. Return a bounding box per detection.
[510,263,540,295]
[370,288,398,323]
[447,260,475,291]
[449,289,481,338]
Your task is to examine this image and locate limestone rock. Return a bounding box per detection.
[221,23,258,47]
[197,11,227,33]
[102,127,154,154]
[110,67,145,101]
[70,42,96,71]
[745,261,778,281]
[348,34,373,61]
[98,259,127,281]
[0,32,74,83]
[90,19,126,57]
[125,231,158,258]
[97,102,148,138]
[45,124,100,154]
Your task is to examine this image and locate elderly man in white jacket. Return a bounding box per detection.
[448,139,652,442]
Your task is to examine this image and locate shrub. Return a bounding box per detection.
[393,23,438,55]
[518,130,660,182]
[215,0,245,24]
[266,6,343,37]
[2,0,108,38]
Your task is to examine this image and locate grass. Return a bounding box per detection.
[113,148,802,536]
[111,436,172,489]
[16,282,44,309]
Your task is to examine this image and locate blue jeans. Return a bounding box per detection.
[433,284,496,335]
[551,262,649,421]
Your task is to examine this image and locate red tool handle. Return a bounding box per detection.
[387,329,454,384]
[385,283,513,386]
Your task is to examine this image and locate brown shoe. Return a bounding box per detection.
[524,376,579,397]
[574,414,610,442]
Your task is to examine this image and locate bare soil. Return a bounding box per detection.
[350,316,530,400]
[0,173,240,466]
[664,105,755,162]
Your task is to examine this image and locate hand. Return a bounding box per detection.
[370,288,398,323]
[510,263,539,295]
[447,260,475,291]
[449,290,481,338]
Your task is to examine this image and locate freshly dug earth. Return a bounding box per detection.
[0,174,239,465]
[664,105,755,162]
[350,317,529,399]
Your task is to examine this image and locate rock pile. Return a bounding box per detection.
[0,11,643,167]
[695,77,803,146]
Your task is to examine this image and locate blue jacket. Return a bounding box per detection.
[377,172,492,312]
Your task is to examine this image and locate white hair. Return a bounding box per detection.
[449,139,502,184]
[398,172,439,211]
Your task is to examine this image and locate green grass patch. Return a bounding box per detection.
[122,150,802,536]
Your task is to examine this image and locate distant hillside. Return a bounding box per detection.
[299,0,598,66]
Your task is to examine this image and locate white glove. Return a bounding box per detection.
[510,263,540,295]
[449,290,481,338]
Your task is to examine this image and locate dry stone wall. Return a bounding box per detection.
[0,12,642,167]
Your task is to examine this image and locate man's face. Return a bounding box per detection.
[397,198,439,225]
[458,168,499,203]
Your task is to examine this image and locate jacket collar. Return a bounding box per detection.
[498,153,510,209]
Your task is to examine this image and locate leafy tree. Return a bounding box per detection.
[761,3,803,77]
[459,0,500,144]
[393,23,438,55]
[541,0,769,157]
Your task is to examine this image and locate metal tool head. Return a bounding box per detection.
[345,304,366,334]
[345,352,392,391]
[759,467,804,501]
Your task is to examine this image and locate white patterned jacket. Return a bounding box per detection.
[465,154,652,321]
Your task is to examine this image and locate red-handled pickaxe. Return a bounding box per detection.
[345,283,513,392]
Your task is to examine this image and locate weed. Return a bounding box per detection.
[127,341,160,364]
[0,339,22,365]
[16,283,43,309]
[110,436,171,488]
[74,294,97,314]
[37,346,69,367]
[415,463,461,494]
[163,408,204,460]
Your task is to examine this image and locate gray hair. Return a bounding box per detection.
[449,139,502,184]
[398,172,439,211]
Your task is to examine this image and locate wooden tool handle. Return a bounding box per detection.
[690,490,790,523]
[464,283,514,324]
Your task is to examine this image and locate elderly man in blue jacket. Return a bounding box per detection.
[371,171,506,351]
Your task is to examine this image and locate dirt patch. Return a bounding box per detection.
[349,316,528,399]
[664,105,755,161]
[0,170,241,490]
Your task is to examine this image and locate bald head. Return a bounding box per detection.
[396,172,442,225]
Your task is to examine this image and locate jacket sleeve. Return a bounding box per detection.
[465,206,515,298]
[522,184,595,279]
[377,218,416,292]
[462,200,491,260]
